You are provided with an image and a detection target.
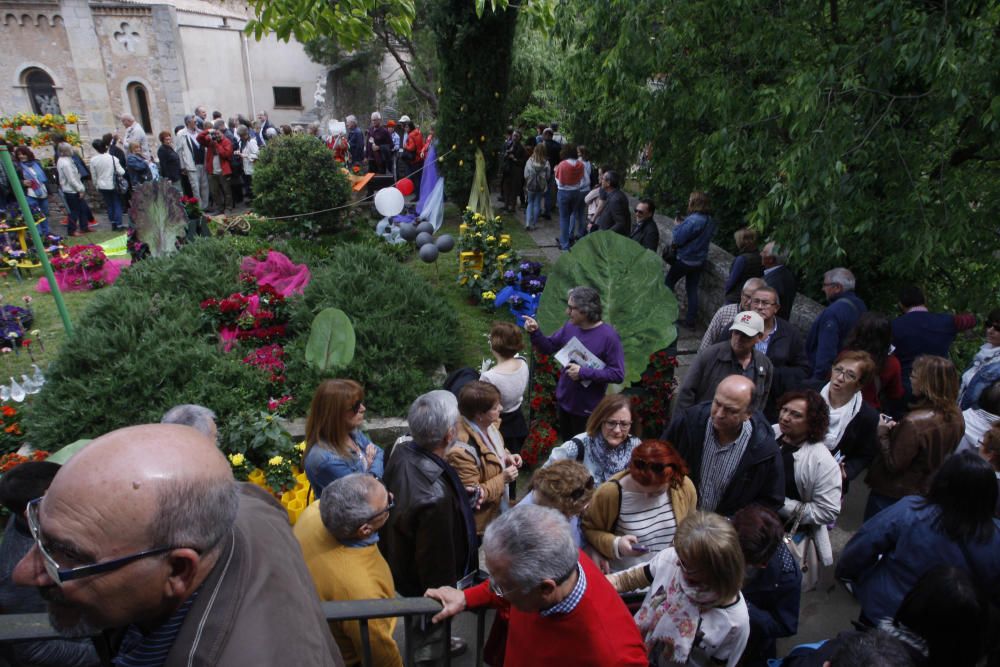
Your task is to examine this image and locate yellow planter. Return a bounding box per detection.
[247,466,312,526]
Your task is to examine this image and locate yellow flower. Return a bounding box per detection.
[268,455,284,466]
[459,160,464,166]
[228,453,245,467]
[473,273,480,280]
[482,291,496,301]
[296,441,306,451]
[486,235,496,243]
[474,232,483,238]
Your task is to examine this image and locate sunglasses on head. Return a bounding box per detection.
[632,458,672,475]
[569,476,595,501]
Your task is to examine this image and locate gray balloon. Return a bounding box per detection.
[415,231,434,247]
[436,234,455,252]
[419,243,439,263]
[416,221,434,235]
[398,223,418,241]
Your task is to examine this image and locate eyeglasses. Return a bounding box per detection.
[350,399,364,414]
[360,492,394,525]
[831,366,859,382]
[604,420,632,431]
[750,298,776,307]
[569,477,595,501]
[26,497,179,585]
[566,303,579,311]
[489,562,577,598]
[987,322,1000,331]
[822,282,837,288]
[632,458,672,475]
[634,208,649,215]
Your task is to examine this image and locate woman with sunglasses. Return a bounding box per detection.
[520,460,596,547]
[773,389,841,590]
[447,381,523,536]
[583,439,696,573]
[545,393,641,484]
[959,308,1000,407]
[303,379,383,498]
[609,511,750,667]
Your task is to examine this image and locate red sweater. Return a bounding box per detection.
[463,552,647,667]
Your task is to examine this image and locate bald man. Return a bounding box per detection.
[664,375,783,516]
[14,424,343,666]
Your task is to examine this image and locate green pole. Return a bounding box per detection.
[0,146,73,337]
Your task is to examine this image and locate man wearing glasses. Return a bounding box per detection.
[295,473,402,667]
[629,198,660,251]
[14,424,343,666]
[805,267,867,382]
[424,504,647,666]
[750,286,810,417]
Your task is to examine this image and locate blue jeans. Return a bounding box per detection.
[62,191,88,233]
[665,260,705,326]
[525,191,544,228]
[572,188,588,238]
[99,189,123,229]
[26,196,50,236]
[544,176,556,215]
[557,189,583,250]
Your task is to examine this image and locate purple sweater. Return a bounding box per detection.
[530,322,625,416]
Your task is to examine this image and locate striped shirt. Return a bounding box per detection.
[613,490,677,571]
[698,419,753,512]
[113,591,198,667]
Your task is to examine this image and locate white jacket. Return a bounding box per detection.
[56,156,84,194]
[239,137,259,175]
[175,128,197,173]
[774,426,842,566]
[89,153,125,191]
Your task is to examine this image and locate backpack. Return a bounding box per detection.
[526,163,547,193]
[443,366,480,398]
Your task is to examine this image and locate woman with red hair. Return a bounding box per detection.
[582,439,697,572]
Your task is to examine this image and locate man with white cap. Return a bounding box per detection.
[675,310,772,414]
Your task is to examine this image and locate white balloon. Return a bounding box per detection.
[374,187,405,218]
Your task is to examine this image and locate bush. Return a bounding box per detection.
[25,237,460,448]
[252,134,352,236]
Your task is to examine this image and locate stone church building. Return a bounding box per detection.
[1,0,327,144]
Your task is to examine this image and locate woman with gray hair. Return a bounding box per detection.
[55,142,90,237]
[523,286,625,440]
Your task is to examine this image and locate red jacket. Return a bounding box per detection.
[463,551,647,666]
[197,130,234,176]
[404,128,425,164]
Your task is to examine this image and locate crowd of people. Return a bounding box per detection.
[0,106,429,234]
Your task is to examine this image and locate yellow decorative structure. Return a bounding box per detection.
[248,468,312,525]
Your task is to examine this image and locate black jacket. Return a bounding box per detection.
[742,543,802,666]
[764,265,798,321]
[595,188,630,235]
[629,217,659,251]
[835,401,879,482]
[663,402,784,516]
[379,442,476,597]
[157,144,182,182]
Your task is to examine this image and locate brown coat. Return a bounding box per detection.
[446,419,509,534]
[866,408,964,499]
[582,470,697,560]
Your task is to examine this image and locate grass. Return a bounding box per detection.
[404,201,551,369]
[0,227,121,381]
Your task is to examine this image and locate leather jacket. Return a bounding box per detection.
[865,408,964,499]
[379,442,476,597]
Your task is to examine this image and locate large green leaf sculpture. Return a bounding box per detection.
[536,231,678,387]
[129,180,188,257]
[305,307,356,371]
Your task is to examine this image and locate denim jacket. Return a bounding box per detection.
[672,212,716,265]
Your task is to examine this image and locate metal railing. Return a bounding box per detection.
[0,599,488,667]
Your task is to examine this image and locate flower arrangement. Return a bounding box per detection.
[0,404,30,455]
[457,207,519,307]
[180,195,203,219]
[220,408,299,493]
[630,350,679,437]
[521,352,561,466]
[51,244,108,289]
[0,304,33,346]
[200,279,291,347]
[0,449,48,473]
[242,343,287,384]
[1,112,81,148]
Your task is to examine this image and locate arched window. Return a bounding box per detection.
[23,68,60,115]
[127,82,152,132]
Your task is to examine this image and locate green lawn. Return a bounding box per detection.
[0,227,121,381]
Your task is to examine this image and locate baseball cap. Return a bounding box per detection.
[399,115,411,124]
[730,311,765,336]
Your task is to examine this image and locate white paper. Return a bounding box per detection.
[554,336,605,388]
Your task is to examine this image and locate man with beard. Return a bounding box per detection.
[13,424,343,666]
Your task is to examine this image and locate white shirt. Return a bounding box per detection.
[89,153,125,191]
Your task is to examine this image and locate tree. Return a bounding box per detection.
[555,0,1000,313]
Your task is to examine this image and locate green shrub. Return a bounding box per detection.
[25,237,460,448]
[252,134,352,236]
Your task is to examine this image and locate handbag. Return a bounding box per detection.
[662,243,679,263]
[114,170,129,195]
[784,504,821,591]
